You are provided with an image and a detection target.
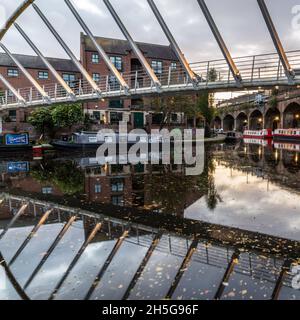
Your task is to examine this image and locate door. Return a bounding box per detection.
[134,112,144,129]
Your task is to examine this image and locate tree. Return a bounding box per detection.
[195,92,216,137]
[149,95,196,130]
[51,103,84,129]
[28,107,54,135]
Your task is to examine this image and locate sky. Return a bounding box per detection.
[0,0,300,99]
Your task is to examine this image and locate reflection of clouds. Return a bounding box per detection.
[185,165,300,241]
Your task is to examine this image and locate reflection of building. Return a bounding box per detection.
[83,162,203,217]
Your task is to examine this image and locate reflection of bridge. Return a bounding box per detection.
[0,192,299,300]
[1,0,300,110]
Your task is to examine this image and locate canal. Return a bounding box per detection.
[0,141,300,300]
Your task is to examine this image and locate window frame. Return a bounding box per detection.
[38,71,49,80]
[92,73,101,83]
[91,53,100,64]
[151,60,163,75]
[110,56,123,71]
[7,68,19,78]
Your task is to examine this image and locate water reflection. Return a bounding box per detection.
[0,141,299,300]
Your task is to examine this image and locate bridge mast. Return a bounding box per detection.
[196,0,242,86]
[14,23,76,101]
[0,74,26,106]
[257,0,295,84]
[103,0,162,92]
[32,4,102,97]
[147,0,198,88]
[0,43,51,103]
[64,0,130,95]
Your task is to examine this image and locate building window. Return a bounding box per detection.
[171,62,177,70]
[110,112,123,124]
[151,60,163,74]
[7,90,14,97]
[111,178,124,192]
[92,111,101,120]
[92,53,99,64]
[152,113,164,125]
[42,187,53,194]
[8,110,17,122]
[92,73,100,83]
[7,68,19,77]
[38,71,49,80]
[110,56,122,71]
[62,73,76,87]
[112,195,124,206]
[108,75,120,90]
[109,100,124,109]
[94,184,102,193]
[171,113,178,123]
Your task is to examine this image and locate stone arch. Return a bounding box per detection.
[223,114,235,132]
[213,116,222,129]
[249,109,263,130]
[236,112,248,132]
[265,107,280,130]
[283,102,300,128]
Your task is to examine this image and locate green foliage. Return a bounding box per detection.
[51,103,83,129]
[208,68,218,82]
[195,92,215,125]
[150,95,196,129]
[31,160,84,195]
[28,107,54,134]
[269,95,278,108]
[28,103,84,134]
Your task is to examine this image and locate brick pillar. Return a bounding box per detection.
[280,112,284,129]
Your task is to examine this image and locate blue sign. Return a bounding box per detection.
[7,162,29,173]
[5,133,29,146]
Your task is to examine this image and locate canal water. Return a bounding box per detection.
[0,141,300,300]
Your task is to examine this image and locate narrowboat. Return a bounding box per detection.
[274,142,300,152]
[51,132,163,150]
[0,132,32,151]
[273,128,300,142]
[243,129,273,139]
[243,138,272,147]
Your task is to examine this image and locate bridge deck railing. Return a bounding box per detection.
[1,50,300,109]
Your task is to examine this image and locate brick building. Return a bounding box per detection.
[80,33,186,131]
[0,52,80,136]
[0,35,191,137]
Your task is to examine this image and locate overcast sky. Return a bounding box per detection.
[0,0,300,63]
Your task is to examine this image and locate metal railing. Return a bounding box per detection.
[1,50,300,110]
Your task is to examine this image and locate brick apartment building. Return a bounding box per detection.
[0,52,81,135]
[80,33,186,131]
[0,35,190,137]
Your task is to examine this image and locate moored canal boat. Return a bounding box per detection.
[273,128,300,142]
[51,132,163,150]
[274,142,300,152]
[0,132,32,151]
[243,129,273,139]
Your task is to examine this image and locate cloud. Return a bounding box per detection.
[0,0,299,62]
